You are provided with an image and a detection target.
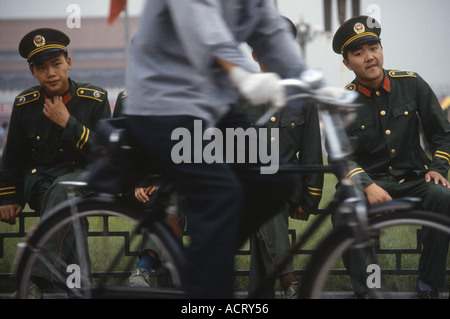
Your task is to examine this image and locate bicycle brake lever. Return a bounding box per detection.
[315,87,358,103]
[300,69,324,89]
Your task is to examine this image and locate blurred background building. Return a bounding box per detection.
[0,0,449,123]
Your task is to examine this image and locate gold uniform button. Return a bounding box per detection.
[291,122,295,127]
[80,90,84,94]
[270,137,276,143]
[388,166,393,171]
[270,116,276,122]
[385,130,391,135]
[36,136,40,140]
[59,148,64,152]
[391,149,396,154]
[376,91,381,96]
[361,125,366,130]
[31,168,37,174]
[404,111,409,116]
[380,110,386,116]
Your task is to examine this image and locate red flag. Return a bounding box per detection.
[108,0,127,24]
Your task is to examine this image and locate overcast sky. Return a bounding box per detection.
[1,0,449,97]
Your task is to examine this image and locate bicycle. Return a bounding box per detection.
[13,73,450,299]
[13,175,187,299]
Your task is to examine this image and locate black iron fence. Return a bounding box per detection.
[1,211,449,287]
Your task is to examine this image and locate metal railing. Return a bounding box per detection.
[1,212,448,288]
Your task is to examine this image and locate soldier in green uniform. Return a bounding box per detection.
[242,98,323,298]
[332,16,450,298]
[243,17,324,299]
[0,28,111,297]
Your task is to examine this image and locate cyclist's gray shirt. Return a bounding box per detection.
[124,0,305,126]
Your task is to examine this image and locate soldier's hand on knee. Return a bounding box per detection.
[425,171,450,188]
[135,185,159,203]
[364,183,394,214]
[290,206,310,221]
[0,204,23,225]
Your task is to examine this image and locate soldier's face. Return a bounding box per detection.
[30,54,72,97]
[343,42,384,88]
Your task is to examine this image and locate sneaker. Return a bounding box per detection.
[128,268,150,287]
[416,280,440,299]
[283,281,300,299]
[11,282,42,299]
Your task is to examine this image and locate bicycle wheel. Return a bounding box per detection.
[14,195,186,299]
[299,210,450,299]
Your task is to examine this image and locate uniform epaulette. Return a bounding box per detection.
[388,70,418,78]
[118,89,128,99]
[15,90,40,106]
[76,87,106,102]
[345,83,357,91]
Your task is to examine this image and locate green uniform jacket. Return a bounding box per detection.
[239,100,324,214]
[344,69,450,187]
[0,79,111,209]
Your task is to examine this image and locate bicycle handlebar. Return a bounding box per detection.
[255,70,361,126]
[278,76,359,107]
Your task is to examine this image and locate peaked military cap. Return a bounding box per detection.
[332,15,381,55]
[19,28,70,65]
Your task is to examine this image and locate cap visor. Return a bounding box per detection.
[28,49,66,65]
[347,36,380,51]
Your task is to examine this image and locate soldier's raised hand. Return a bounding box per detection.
[43,96,70,128]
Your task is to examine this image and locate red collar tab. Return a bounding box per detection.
[357,76,391,98]
[45,91,72,104]
[383,76,391,93]
[358,85,372,97]
[62,92,72,104]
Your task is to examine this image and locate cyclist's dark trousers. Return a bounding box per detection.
[333,176,450,293]
[125,109,296,298]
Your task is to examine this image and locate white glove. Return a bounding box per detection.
[229,66,286,109]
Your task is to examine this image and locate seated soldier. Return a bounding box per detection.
[331,16,450,299]
[0,28,111,298]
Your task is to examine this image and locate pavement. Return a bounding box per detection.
[1,291,448,299]
[235,291,449,299]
